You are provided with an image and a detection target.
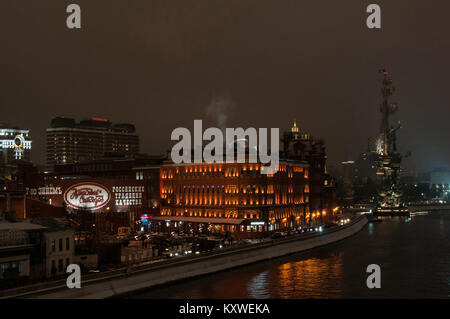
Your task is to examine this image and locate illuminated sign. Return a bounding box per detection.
[14,135,24,150]
[141,214,149,226]
[113,185,144,206]
[64,183,111,210]
[26,186,62,196]
[250,221,265,226]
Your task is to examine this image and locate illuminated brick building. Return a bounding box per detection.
[22,155,164,232]
[282,120,335,214]
[157,159,333,238]
[156,121,336,238]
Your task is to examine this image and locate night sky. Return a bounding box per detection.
[1,0,449,172]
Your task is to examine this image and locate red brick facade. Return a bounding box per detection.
[158,161,332,238]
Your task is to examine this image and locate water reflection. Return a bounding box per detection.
[247,271,269,298]
[273,253,343,298]
[130,212,450,299]
[368,222,374,236]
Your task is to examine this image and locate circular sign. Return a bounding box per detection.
[63,182,111,210]
[14,135,24,149]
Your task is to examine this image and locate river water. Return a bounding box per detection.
[130,212,450,298]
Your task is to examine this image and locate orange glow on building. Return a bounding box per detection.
[157,159,318,238]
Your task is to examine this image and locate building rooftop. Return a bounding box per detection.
[29,218,74,232]
[49,117,136,133]
[0,220,46,231]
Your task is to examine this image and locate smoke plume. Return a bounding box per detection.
[205,93,235,133]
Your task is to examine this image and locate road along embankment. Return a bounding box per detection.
[7,215,368,299]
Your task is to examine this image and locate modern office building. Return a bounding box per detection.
[46,117,139,168]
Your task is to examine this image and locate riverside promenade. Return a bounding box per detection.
[1,215,368,299]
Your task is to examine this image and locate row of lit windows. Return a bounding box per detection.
[161,165,309,179]
[169,196,277,206]
[164,193,309,206]
[268,208,327,221]
[194,206,317,222]
[160,209,262,219]
[161,183,308,195]
[161,209,239,218]
[269,208,306,220]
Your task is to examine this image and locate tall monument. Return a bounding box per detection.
[375,69,403,208]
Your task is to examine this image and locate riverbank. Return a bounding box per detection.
[128,211,450,298]
[4,215,368,299]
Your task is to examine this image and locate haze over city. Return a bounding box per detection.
[2,0,450,170]
[2,0,450,305]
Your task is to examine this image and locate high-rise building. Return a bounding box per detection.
[0,126,32,164]
[46,117,139,168]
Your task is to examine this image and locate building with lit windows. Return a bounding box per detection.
[0,126,32,164]
[157,159,333,239]
[21,155,164,232]
[281,120,333,213]
[46,117,139,168]
[155,120,336,239]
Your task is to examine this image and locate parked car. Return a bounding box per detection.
[271,232,285,239]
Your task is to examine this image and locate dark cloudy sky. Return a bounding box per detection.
[1,0,449,172]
